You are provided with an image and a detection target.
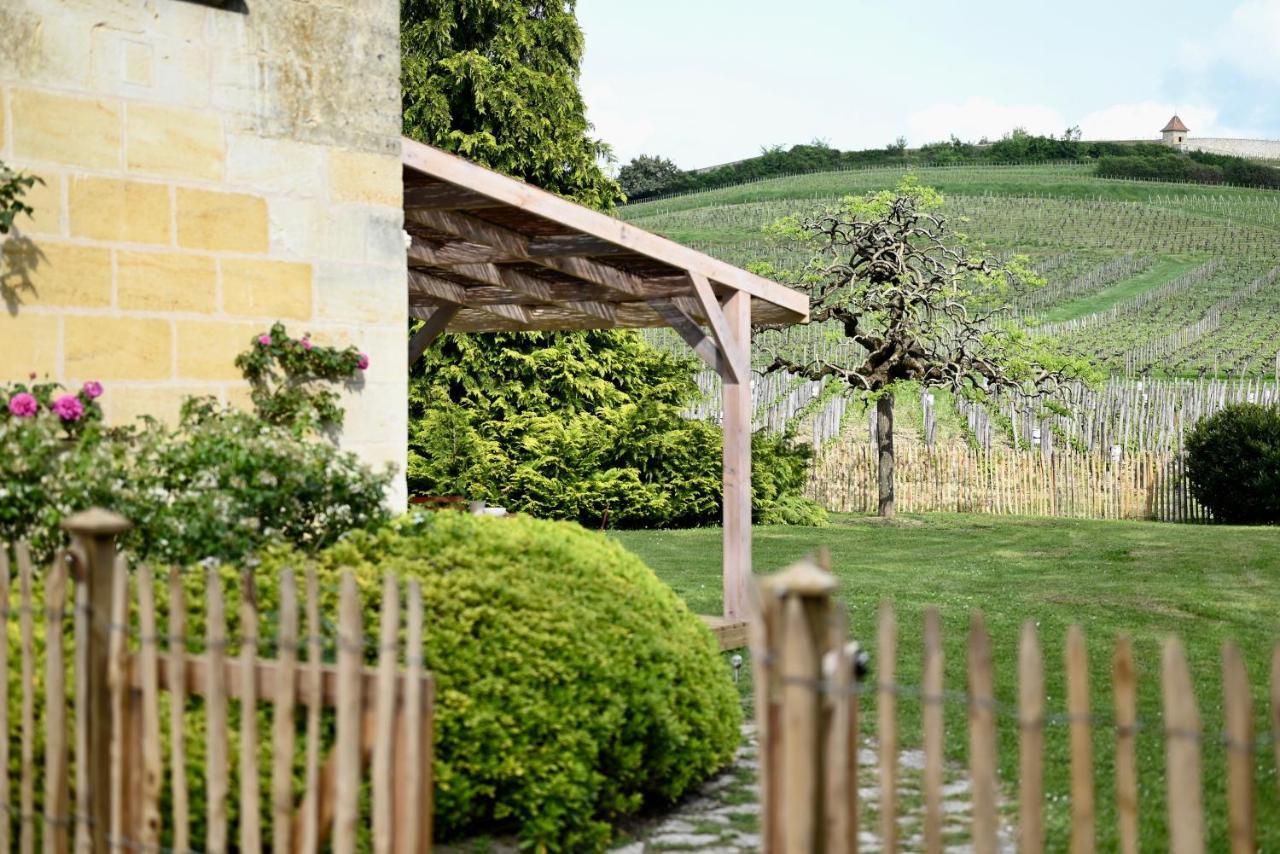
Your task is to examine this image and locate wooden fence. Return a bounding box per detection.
[749,554,1275,853]
[807,446,1210,522]
[1,508,435,853]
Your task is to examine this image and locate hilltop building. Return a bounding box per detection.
[1162,115,1190,147]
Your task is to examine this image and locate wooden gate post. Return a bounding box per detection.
[63,508,133,854]
[771,556,838,854]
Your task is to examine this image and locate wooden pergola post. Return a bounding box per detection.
[721,290,752,620]
[399,138,808,638]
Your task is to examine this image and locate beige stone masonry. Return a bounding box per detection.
[0,0,408,507]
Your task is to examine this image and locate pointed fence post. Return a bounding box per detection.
[62,508,133,854]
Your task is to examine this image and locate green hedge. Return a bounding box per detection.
[1185,403,1280,523]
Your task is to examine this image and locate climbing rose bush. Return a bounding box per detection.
[0,387,392,565]
[235,321,370,432]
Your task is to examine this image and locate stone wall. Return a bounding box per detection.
[1181,138,1280,162]
[0,0,408,506]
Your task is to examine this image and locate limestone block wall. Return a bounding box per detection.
[0,0,408,506]
[1181,138,1280,162]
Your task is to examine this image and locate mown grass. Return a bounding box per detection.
[612,514,1280,852]
[1038,254,1209,322]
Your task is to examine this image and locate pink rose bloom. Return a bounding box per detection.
[8,392,38,418]
[356,352,370,370]
[301,338,313,350]
[82,380,103,400]
[52,394,84,422]
[258,334,272,346]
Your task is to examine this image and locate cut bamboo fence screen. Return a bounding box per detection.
[0,508,435,853]
[749,554,1276,854]
[807,446,1210,522]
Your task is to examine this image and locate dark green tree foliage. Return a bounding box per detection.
[401,0,623,209]
[408,331,825,527]
[617,154,689,198]
[619,129,1280,201]
[1185,403,1280,524]
[0,159,40,234]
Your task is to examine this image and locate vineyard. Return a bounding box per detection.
[623,163,1280,518]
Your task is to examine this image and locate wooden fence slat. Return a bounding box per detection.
[1018,621,1044,854]
[748,577,782,854]
[1162,637,1205,854]
[73,575,88,854]
[106,558,128,852]
[167,567,190,854]
[272,569,299,854]
[372,575,400,854]
[240,570,263,854]
[1113,636,1139,854]
[781,594,820,854]
[134,569,162,849]
[395,580,428,854]
[334,571,363,854]
[300,567,323,854]
[17,544,36,854]
[922,608,944,854]
[1221,641,1254,854]
[1066,625,1095,854]
[206,567,230,854]
[824,607,852,854]
[42,553,70,854]
[877,601,898,854]
[968,612,998,854]
[0,548,8,854]
[1272,642,1280,796]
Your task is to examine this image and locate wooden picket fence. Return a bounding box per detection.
[749,554,1277,853]
[808,445,1210,522]
[0,509,435,853]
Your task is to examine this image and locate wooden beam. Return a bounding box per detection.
[401,137,809,321]
[525,234,630,258]
[404,183,499,210]
[688,271,747,384]
[407,235,505,266]
[407,269,468,304]
[408,306,460,366]
[721,289,753,621]
[408,208,655,301]
[649,299,729,375]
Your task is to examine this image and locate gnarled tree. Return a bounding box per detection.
[756,179,1091,516]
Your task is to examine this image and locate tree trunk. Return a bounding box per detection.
[877,392,895,518]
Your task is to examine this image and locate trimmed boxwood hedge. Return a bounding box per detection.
[1185,403,1280,524]
[259,511,742,850]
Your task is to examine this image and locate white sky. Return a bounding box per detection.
[578,0,1280,168]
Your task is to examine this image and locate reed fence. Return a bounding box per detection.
[749,554,1278,853]
[807,446,1209,522]
[1,508,434,853]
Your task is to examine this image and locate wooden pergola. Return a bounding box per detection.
[401,138,809,637]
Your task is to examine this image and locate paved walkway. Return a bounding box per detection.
[610,725,1015,853]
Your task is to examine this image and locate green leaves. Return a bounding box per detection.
[400,0,623,210]
[233,321,366,434]
[0,159,41,235]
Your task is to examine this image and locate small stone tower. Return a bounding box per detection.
[1162,115,1189,147]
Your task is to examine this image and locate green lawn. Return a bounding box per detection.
[611,514,1280,852]
[1039,254,1207,322]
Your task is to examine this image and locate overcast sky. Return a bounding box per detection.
[577,0,1280,169]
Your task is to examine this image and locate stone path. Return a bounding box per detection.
[609,724,1015,853]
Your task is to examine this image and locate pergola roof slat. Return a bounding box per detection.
[401,137,809,335]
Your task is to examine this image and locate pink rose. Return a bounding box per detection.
[258,334,272,346]
[51,394,84,422]
[301,338,313,350]
[356,352,370,370]
[82,380,103,400]
[8,392,38,418]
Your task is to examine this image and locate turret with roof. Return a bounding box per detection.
[1162,115,1189,146]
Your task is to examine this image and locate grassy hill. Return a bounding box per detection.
[620,163,1280,381]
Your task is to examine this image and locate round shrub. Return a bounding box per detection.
[258,512,742,851]
[1185,403,1280,523]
